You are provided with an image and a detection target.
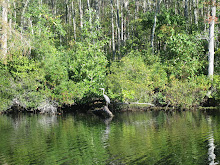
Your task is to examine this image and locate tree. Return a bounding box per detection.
[79,0,83,29]
[193,0,198,26]
[151,0,162,53]
[111,0,115,60]
[116,0,121,58]
[208,0,216,78]
[1,0,8,63]
[184,0,188,21]
[71,1,76,41]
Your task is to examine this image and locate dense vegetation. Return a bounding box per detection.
[0,0,219,112]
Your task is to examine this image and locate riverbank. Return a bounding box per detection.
[1,98,219,116]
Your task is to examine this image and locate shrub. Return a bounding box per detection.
[164,75,210,108]
[162,33,206,79]
[0,63,15,111]
[0,57,48,111]
[107,50,167,104]
[212,75,220,106]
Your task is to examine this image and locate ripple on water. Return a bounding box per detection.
[0,110,220,164]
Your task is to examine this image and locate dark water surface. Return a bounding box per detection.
[0,109,220,165]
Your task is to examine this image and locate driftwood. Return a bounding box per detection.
[103,106,114,117]
[116,102,155,107]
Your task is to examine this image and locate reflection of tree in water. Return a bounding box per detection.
[11,114,58,130]
[12,115,28,130]
[38,115,58,128]
[101,116,123,165]
[102,117,113,148]
[207,116,217,165]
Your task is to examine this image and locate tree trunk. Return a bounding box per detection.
[151,0,161,54]
[116,0,121,58]
[95,0,100,22]
[54,0,57,15]
[143,0,147,13]
[13,1,16,25]
[51,0,55,15]
[1,0,8,63]
[124,0,129,45]
[208,0,216,78]
[184,0,188,21]
[189,0,192,24]
[135,0,139,19]
[39,0,42,36]
[71,1,76,41]
[87,0,92,28]
[103,106,114,117]
[79,0,83,29]
[65,0,69,24]
[29,18,34,35]
[193,0,198,26]
[21,0,29,38]
[121,0,124,42]
[21,0,29,24]
[111,0,115,60]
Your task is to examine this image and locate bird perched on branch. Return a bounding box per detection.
[99,88,110,107]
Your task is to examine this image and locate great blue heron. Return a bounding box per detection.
[99,88,110,107]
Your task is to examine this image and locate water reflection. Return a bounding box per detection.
[207,117,218,165]
[37,115,58,127]
[102,117,113,148]
[0,110,220,164]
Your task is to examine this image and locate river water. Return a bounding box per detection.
[0,109,219,165]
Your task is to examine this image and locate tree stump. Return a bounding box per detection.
[103,106,114,117]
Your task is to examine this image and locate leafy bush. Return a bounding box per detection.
[164,75,210,108]
[162,33,206,80]
[212,75,220,105]
[107,49,212,108]
[0,63,15,110]
[107,50,167,103]
[214,49,220,75]
[0,57,48,111]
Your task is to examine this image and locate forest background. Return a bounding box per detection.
[0,0,219,112]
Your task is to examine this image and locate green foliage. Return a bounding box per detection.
[42,12,108,105]
[107,49,211,108]
[0,58,48,110]
[1,0,219,111]
[0,63,15,110]
[25,2,65,59]
[2,2,69,110]
[164,75,210,108]
[214,48,220,74]
[212,75,220,105]
[124,18,151,52]
[107,51,167,103]
[157,7,186,31]
[66,34,108,103]
[162,33,206,79]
